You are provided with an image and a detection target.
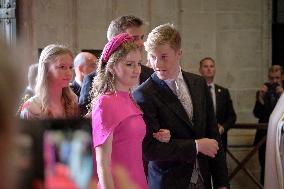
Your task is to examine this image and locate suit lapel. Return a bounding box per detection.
[151,74,193,128]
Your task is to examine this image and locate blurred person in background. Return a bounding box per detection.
[17,63,38,116]
[253,65,284,184]
[199,57,236,153]
[71,52,97,97]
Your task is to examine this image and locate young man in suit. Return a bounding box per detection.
[79,15,153,115]
[71,52,97,96]
[133,24,228,189]
[199,57,236,152]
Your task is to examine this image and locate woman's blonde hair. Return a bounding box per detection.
[36,44,78,118]
[88,41,139,113]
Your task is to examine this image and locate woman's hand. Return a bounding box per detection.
[153,129,171,143]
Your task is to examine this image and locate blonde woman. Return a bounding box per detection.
[91,33,170,189]
[21,44,78,119]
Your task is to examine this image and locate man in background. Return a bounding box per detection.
[71,52,97,97]
[253,65,284,185]
[199,57,236,153]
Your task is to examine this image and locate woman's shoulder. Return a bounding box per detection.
[92,93,127,116]
[20,96,43,119]
[97,93,117,107]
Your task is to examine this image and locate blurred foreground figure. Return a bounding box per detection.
[264,93,284,189]
[0,40,23,189]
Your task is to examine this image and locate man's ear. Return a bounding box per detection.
[176,49,182,59]
[78,65,83,72]
[178,49,182,56]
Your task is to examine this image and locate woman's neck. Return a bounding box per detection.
[47,84,65,118]
[115,84,131,92]
[48,84,63,102]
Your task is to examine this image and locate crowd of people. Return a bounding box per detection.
[1,14,282,189]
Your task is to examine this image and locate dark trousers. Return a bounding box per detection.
[258,142,266,185]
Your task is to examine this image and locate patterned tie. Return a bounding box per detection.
[173,79,203,185]
[174,78,194,121]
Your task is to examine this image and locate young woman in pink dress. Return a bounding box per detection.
[90,33,170,189]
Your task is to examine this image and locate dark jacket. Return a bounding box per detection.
[214,84,237,150]
[70,80,81,97]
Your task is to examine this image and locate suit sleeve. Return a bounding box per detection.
[79,74,93,115]
[221,89,237,132]
[253,91,273,122]
[133,89,197,164]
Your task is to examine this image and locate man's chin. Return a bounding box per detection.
[156,73,168,80]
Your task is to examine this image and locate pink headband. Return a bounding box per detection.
[102,33,134,63]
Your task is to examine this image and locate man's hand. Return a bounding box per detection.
[258,84,268,104]
[218,124,225,135]
[153,129,171,143]
[218,187,227,189]
[276,85,284,95]
[196,138,219,158]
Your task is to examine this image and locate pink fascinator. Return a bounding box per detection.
[102,33,134,63]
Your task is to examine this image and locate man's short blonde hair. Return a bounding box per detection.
[144,23,181,52]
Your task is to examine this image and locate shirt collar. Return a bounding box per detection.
[164,67,183,85]
[208,83,215,89]
[75,77,82,86]
[164,67,182,91]
[164,66,182,83]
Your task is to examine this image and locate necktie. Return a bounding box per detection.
[208,84,216,113]
[174,79,193,121]
[208,85,212,96]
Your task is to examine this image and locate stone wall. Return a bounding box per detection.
[31,0,272,123]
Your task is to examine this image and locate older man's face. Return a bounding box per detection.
[82,54,97,75]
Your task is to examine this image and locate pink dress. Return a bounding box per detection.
[92,91,147,189]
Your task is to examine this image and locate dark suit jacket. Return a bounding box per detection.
[253,82,283,144]
[70,80,81,97]
[133,72,228,189]
[78,71,96,115]
[78,65,153,116]
[214,84,237,150]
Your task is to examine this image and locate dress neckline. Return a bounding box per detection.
[116,90,131,97]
